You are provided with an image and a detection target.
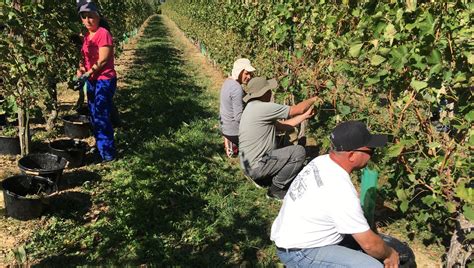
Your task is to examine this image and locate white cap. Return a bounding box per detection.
[231,58,256,80]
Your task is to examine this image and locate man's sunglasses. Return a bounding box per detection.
[353,149,374,156]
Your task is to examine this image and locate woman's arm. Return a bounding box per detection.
[77,60,86,77]
[86,45,113,76]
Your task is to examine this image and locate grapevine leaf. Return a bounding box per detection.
[400,201,409,213]
[463,204,474,221]
[349,43,363,57]
[387,143,404,157]
[465,110,474,122]
[427,49,441,64]
[370,54,386,66]
[446,202,457,213]
[410,80,428,91]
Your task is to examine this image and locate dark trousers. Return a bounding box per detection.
[223,134,239,146]
[87,78,116,161]
[247,145,306,189]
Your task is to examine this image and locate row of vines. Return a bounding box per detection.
[162,0,473,252]
[0,0,160,154]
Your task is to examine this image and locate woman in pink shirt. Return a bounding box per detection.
[76,2,116,162]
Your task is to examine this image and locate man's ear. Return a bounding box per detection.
[347,151,357,162]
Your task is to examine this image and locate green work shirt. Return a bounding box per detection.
[239,100,290,170]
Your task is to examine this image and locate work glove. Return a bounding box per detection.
[72,73,89,91]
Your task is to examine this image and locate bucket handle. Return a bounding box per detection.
[24,170,40,176]
[71,121,86,125]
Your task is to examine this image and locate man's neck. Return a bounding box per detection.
[329,152,353,174]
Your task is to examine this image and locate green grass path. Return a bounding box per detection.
[25,16,281,266]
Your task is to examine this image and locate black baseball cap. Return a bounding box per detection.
[330,121,388,151]
[77,1,98,13]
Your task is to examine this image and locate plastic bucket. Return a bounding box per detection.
[2,175,54,220]
[18,153,67,188]
[339,234,416,267]
[381,234,416,268]
[49,139,87,168]
[76,105,90,117]
[0,114,6,126]
[62,114,90,139]
[0,136,20,155]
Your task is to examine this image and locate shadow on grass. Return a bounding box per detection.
[45,191,92,222]
[59,170,101,191]
[32,16,277,266]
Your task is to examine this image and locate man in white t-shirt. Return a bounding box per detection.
[271,121,400,267]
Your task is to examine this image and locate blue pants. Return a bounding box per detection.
[86,78,116,161]
[277,245,382,268]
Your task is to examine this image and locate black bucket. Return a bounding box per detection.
[76,105,90,117]
[381,234,416,268]
[0,135,21,155]
[62,114,90,139]
[339,233,416,267]
[0,114,6,126]
[1,175,54,220]
[49,139,87,168]
[18,153,67,187]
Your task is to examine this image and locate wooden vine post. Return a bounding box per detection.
[17,89,30,156]
[11,0,30,155]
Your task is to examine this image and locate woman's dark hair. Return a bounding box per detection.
[69,33,83,50]
[99,14,111,31]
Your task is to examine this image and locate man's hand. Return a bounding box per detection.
[303,106,315,119]
[383,247,399,268]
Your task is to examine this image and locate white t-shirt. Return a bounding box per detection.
[270,154,370,249]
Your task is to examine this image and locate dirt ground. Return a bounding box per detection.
[0,15,443,266]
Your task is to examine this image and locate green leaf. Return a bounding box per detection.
[400,200,409,213]
[349,43,363,57]
[463,204,474,221]
[387,143,404,157]
[294,49,304,59]
[365,77,380,86]
[370,54,386,66]
[427,142,440,149]
[396,188,408,200]
[465,110,474,122]
[429,64,443,76]
[13,246,27,263]
[464,52,474,65]
[454,72,467,83]
[337,104,351,116]
[455,182,474,203]
[427,49,441,65]
[389,46,408,71]
[36,56,46,65]
[410,80,428,91]
[280,76,290,89]
[446,202,457,213]
[466,232,474,241]
[468,131,474,147]
[421,195,436,206]
[384,23,397,45]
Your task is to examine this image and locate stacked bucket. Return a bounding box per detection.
[1,109,91,220]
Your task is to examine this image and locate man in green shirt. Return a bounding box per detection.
[239,77,317,199]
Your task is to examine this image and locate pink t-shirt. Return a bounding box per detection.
[82,27,116,80]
